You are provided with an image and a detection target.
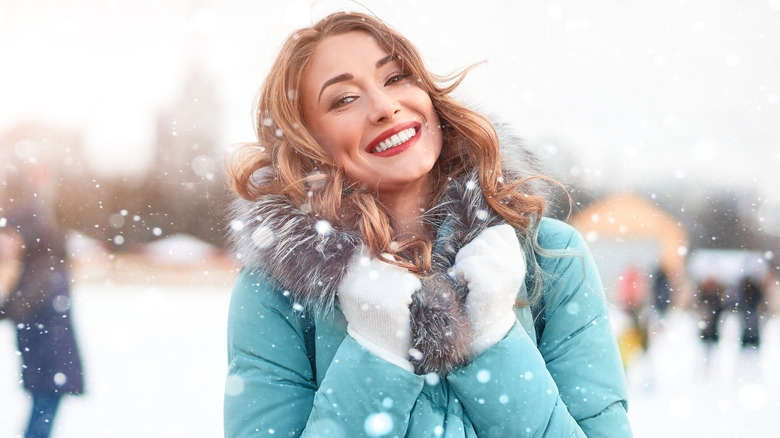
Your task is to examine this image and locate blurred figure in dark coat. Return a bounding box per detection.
[695,277,723,368]
[651,266,672,318]
[1,153,84,438]
[739,276,764,349]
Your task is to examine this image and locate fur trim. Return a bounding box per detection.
[227,125,546,375]
[228,195,361,316]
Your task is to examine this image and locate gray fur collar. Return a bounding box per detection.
[228,124,544,375]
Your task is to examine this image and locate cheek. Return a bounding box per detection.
[305,127,331,158]
[413,92,440,128]
[321,126,357,156]
[301,97,342,156]
[421,100,442,144]
[310,126,362,169]
[302,112,341,157]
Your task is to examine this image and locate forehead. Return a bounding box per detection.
[303,31,391,84]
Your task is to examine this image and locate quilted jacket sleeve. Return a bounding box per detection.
[447,218,632,437]
[224,270,425,437]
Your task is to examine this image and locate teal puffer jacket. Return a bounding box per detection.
[224,218,632,437]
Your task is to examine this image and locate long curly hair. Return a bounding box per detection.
[226,11,547,273]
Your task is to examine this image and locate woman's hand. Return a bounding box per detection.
[453,224,526,356]
[338,247,421,370]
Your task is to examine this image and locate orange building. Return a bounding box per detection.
[569,191,693,307]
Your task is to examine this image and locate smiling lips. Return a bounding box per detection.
[372,127,417,153]
[366,122,421,156]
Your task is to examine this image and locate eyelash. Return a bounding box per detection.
[330,94,357,109]
[386,72,412,85]
[328,72,413,110]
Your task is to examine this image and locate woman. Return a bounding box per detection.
[1,158,84,438]
[224,12,631,437]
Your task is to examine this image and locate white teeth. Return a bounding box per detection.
[373,127,417,153]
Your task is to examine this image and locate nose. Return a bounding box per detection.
[367,88,401,124]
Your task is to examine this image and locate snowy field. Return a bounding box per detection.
[1,282,779,437]
[0,283,230,438]
[624,310,780,437]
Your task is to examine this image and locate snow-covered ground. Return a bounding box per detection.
[0,284,230,438]
[1,282,778,437]
[625,310,780,437]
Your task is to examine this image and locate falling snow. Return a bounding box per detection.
[251,226,275,249]
[364,413,393,437]
[314,220,333,236]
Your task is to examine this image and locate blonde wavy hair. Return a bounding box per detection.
[226,11,546,273]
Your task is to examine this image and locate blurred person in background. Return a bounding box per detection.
[650,265,671,321]
[0,148,84,438]
[738,276,765,373]
[696,277,724,371]
[617,264,649,355]
[223,11,631,437]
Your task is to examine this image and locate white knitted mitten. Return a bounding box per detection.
[338,247,421,371]
[453,224,527,356]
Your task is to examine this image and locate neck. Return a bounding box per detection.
[376,177,433,240]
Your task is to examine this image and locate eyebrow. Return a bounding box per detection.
[317,55,398,103]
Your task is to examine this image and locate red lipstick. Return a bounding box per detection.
[366,121,422,157]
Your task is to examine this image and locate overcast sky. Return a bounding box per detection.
[2,0,779,205]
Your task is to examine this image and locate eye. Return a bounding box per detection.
[385,72,412,86]
[330,94,357,109]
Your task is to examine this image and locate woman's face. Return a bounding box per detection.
[300,31,442,198]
